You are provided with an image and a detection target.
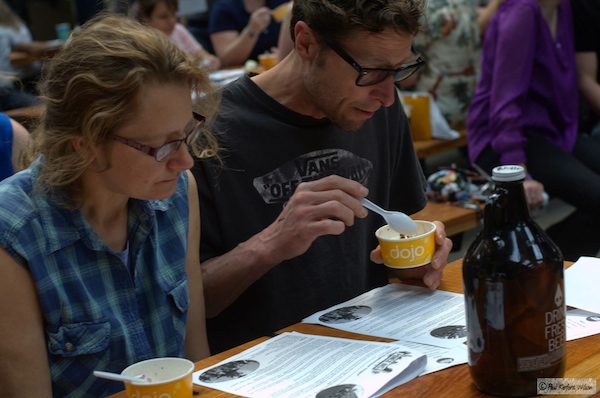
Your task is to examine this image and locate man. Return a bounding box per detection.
[192,0,453,354]
[571,0,600,137]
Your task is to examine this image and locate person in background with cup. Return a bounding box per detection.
[0,0,54,111]
[137,0,222,71]
[209,0,290,67]
[0,14,219,397]
[192,0,453,354]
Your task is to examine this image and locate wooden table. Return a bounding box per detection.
[413,130,467,160]
[109,259,599,398]
[412,201,480,237]
[9,40,62,66]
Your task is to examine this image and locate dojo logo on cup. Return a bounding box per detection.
[389,243,426,263]
[375,220,436,269]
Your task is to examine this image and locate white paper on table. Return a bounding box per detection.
[391,340,468,376]
[566,308,600,341]
[303,283,466,349]
[565,256,600,314]
[209,68,245,87]
[193,332,426,398]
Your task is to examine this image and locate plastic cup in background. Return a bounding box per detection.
[402,92,432,141]
[121,357,194,398]
[258,53,278,70]
[376,220,436,269]
[55,22,71,41]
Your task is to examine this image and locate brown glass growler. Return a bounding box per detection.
[463,165,565,396]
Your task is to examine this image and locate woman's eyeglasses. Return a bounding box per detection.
[322,36,425,87]
[112,112,206,162]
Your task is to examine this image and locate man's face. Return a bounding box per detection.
[303,28,416,131]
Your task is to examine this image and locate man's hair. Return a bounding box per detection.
[290,0,424,42]
[30,13,218,200]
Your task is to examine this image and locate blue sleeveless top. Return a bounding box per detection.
[0,160,191,397]
[0,113,14,181]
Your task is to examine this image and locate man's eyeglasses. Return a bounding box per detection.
[112,112,206,162]
[322,36,425,87]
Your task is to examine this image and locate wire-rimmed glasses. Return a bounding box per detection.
[112,112,206,162]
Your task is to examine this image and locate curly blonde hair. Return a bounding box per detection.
[29,13,219,198]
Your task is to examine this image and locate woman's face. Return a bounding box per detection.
[92,82,195,201]
[144,1,177,36]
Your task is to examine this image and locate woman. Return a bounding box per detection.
[466,0,600,260]
[209,0,289,67]
[138,0,222,71]
[0,14,219,397]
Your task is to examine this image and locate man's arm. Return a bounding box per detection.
[575,52,600,116]
[184,171,210,361]
[0,248,52,397]
[201,175,369,317]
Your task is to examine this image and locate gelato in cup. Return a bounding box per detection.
[376,220,436,268]
[121,357,194,398]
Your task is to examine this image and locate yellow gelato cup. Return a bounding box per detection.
[121,357,194,398]
[376,220,436,268]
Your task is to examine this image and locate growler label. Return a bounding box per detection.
[517,284,566,372]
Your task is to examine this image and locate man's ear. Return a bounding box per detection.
[294,21,319,61]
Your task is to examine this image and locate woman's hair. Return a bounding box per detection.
[30,13,219,197]
[0,0,22,29]
[289,0,424,42]
[137,0,179,19]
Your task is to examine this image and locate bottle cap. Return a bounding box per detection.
[491,165,526,182]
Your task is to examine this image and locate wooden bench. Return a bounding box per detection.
[411,201,480,237]
[413,129,467,160]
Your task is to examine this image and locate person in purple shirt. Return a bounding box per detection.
[466,0,600,261]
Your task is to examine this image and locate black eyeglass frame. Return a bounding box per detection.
[112,111,206,162]
[321,36,425,87]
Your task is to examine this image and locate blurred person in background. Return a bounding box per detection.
[398,0,503,131]
[0,0,45,111]
[137,0,222,70]
[209,0,289,66]
[571,0,600,138]
[466,0,600,261]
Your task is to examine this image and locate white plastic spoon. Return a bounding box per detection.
[360,197,418,235]
[93,370,151,384]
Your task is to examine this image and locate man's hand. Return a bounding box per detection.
[256,175,369,266]
[370,220,453,290]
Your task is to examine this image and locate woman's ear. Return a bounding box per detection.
[71,136,96,163]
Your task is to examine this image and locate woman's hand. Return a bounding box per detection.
[524,179,545,207]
